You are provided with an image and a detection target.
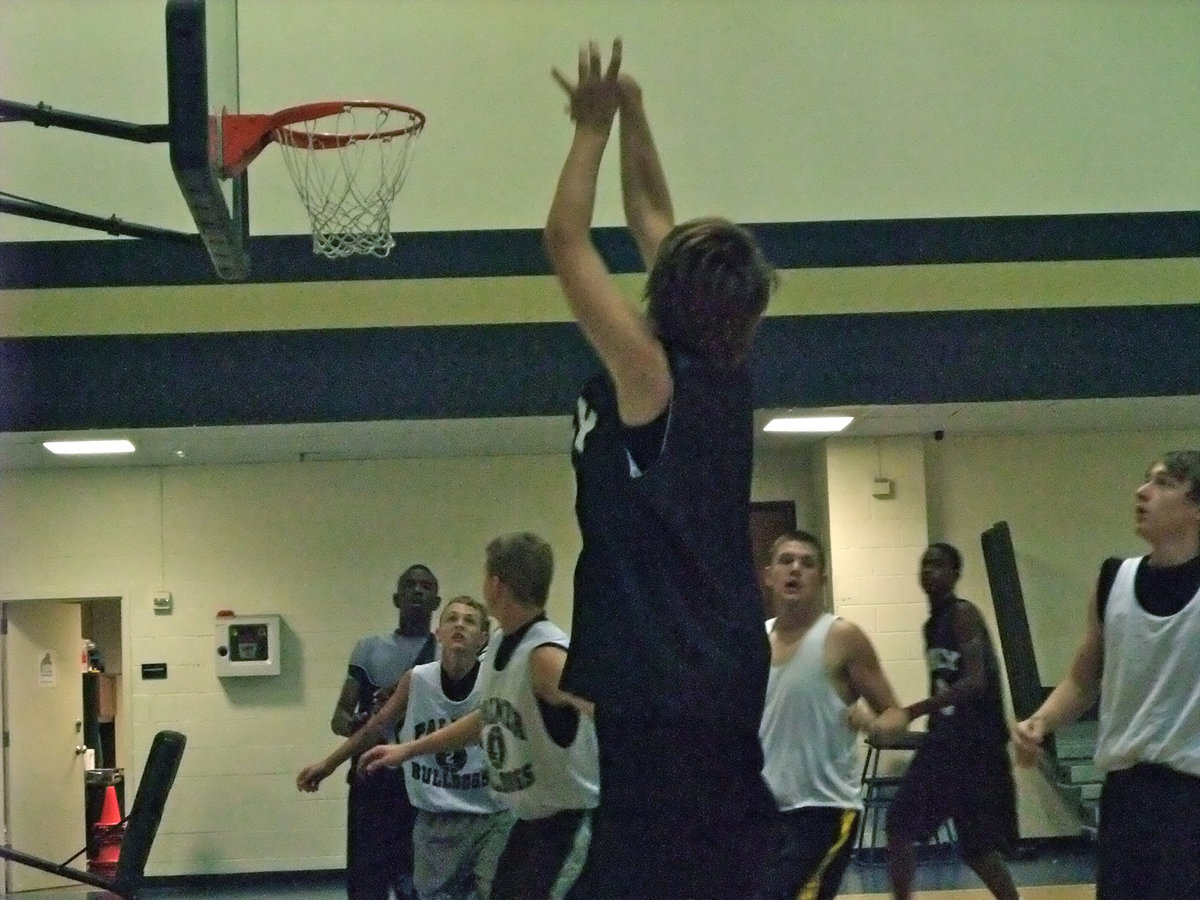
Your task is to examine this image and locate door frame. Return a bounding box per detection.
[0,588,130,894]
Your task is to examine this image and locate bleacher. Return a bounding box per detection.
[981,521,1102,836]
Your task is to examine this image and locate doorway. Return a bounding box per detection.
[1,596,124,895]
[750,500,798,619]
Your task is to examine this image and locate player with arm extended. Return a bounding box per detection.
[886,543,1020,900]
[300,596,513,900]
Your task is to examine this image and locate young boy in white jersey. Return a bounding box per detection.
[298,596,514,900]
[1014,450,1200,899]
[360,533,599,900]
[756,531,908,900]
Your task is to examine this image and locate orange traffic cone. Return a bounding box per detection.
[99,785,122,826]
[89,785,124,877]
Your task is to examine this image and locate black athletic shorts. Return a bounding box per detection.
[1098,763,1200,900]
[490,809,589,900]
[755,806,859,900]
[567,711,781,900]
[886,736,1017,859]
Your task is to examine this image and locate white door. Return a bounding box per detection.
[2,600,87,894]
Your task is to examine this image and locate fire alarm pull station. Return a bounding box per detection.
[215,613,281,677]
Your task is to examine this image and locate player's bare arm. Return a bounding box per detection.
[1013,588,1103,766]
[617,73,673,268]
[545,39,672,427]
[298,670,414,791]
[835,619,910,734]
[357,709,484,777]
[330,676,364,737]
[530,644,595,718]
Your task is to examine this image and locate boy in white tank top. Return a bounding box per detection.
[756,531,908,900]
[1014,450,1200,899]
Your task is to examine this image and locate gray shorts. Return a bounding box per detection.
[413,808,516,900]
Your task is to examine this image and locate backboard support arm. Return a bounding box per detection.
[0,99,170,144]
[0,195,198,242]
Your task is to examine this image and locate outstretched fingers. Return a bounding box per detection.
[606,38,623,79]
[551,66,573,97]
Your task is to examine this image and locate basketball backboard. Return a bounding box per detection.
[166,0,249,281]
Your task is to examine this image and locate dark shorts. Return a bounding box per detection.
[567,712,782,900]
[490,809,590,900]
[886,737,1017,859]
[346,765,416,900]
[755,806,860,900]
[1098,763,1200,900]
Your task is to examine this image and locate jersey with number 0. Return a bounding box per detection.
[476,620,599,821]
[562,350,769,730]
[398,660,505,815]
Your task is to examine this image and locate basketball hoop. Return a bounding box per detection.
[221,101,425,259]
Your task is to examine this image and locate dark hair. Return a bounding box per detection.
[927,542,963,573]
[1159,450,1200,505]
[485,532,554,608]
[767,529,826,573]
[399,564,437,589]
[645,217,777,368]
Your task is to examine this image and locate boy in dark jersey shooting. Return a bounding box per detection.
[544,38,779,899]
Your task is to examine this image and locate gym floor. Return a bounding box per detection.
[25,842,1097,899]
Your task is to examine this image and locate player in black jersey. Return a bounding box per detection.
[544,39,780,899]
[886,543,1020,900]
[1014,450,1200,900]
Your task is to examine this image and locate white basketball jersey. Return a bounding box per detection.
[399,660,505,814]
[1095,557,1200,777]
[476,619,599,820]
[760,614,861,809]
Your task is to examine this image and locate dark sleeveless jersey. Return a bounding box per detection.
[560,350,769,731]
[922,598,1009,745]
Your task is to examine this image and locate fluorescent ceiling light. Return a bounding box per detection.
[43,439,136,456]
[763,416,854,434]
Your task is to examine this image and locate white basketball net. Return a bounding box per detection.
[274,104,423,259]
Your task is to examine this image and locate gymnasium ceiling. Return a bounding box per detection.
[4,395,1200,471]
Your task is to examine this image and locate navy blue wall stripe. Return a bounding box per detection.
[3,305,1198,432]
[1,211,1197,289]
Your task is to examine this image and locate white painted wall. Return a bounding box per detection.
[2,1,1198,241]
[0,451,819,874]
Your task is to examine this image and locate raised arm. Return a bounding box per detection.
[298,670,413,792]
[357,709,484,777]
[545,39,672,427]
[617,75,674,268]
[1013,588,1103,766]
